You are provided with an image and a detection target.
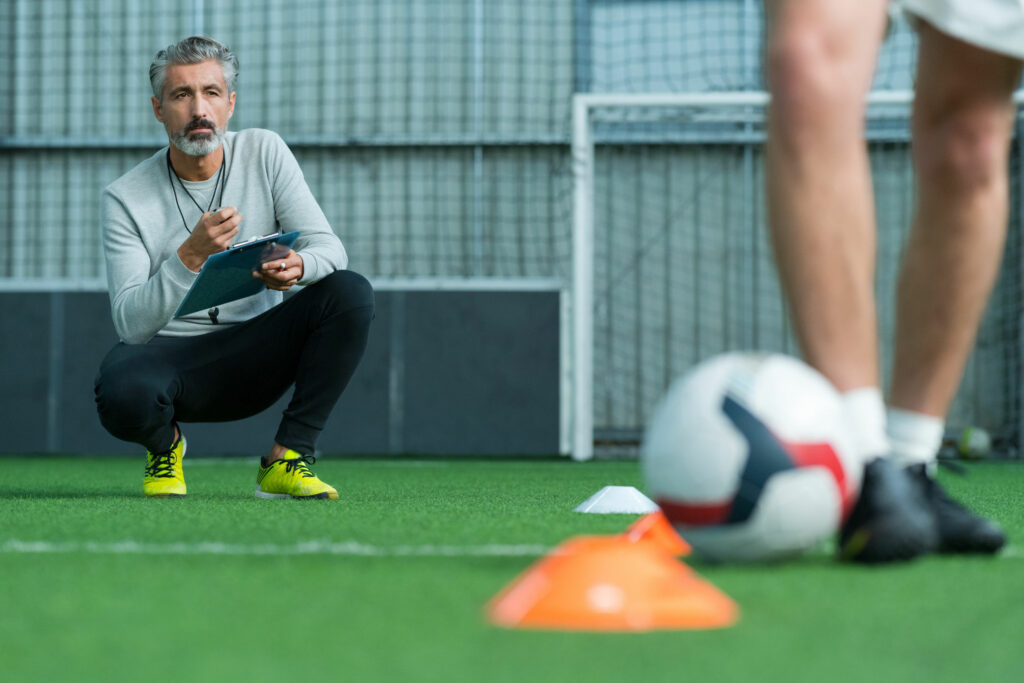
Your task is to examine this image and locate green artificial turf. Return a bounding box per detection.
[1,456,1022,683]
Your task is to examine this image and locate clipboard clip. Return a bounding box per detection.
[230,233,280,250]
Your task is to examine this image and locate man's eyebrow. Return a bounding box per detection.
[167,83,223,96]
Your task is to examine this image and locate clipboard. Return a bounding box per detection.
[174,230,301,317]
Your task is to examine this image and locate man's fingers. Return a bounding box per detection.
[200,208,240,234]
[192,209,241,243]
[210,224,240,249]
[210,226,239,249]
[251,269,297,291]
[207,206,237,221]
[212,212,242,233]
[261,250,296,274]
[251,251,300,290]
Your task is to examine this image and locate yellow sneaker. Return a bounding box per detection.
[143,434,187,498]
[255,451,338,500]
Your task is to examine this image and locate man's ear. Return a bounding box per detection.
[152,96,164,123]
[228,91,236,119]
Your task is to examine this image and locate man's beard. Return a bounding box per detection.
[170,118,226,157]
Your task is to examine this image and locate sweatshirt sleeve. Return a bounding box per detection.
[264,132,348,283]
[102,187,199,344]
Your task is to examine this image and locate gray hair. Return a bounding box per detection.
[149,36,238,99]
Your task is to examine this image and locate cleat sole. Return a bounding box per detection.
[939,532,1006,555]
[254,488,338,500]
[303,491,338,500]
[254,488,292,500]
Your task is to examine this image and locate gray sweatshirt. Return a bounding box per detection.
[101,128,347,344]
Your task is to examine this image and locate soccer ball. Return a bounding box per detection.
[957,427,992,460]
[641,352,863,563]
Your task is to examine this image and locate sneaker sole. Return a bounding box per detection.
[254,488,336,500]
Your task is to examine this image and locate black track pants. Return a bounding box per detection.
[94,270,374,455]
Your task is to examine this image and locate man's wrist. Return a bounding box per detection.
[177,245,205,273]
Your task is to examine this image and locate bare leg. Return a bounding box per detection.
[766,2,944,563]
[764,0,889,391]
[890,23,1023,417]
[885,22,1016,556]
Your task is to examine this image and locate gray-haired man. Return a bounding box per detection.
[95,36,374,499]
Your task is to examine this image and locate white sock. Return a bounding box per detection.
[886,407,944,469]
[841,387,889,464]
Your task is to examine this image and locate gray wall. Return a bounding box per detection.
[0,290,559,456]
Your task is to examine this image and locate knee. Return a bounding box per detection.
[913,105,1012,195]
[765,21,869,141]
[320,269,375,313]
[94,359,172,438]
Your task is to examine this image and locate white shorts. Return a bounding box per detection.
[896,0,1024,60]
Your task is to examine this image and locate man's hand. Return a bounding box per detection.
[177,206,242,272]
[254,249,304,291]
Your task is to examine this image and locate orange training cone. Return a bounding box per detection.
[623,510,692,556]
[485,535,738,632]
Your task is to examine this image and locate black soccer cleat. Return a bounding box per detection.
[838,458,940,564]
[906,464,1006,554]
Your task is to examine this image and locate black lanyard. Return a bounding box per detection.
[167,148,228,234]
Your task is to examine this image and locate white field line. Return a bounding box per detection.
[3,539,1019,560]
[0,539,549,557]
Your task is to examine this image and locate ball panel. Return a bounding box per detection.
[778,439,855,521]
[671,469,841,563]
[718,393,799,524]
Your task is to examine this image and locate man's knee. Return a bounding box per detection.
[94,354,173,440]
[769,48,857,134]
[318,269,375,313]
[766,9,882,138]
[913,106,1013,194]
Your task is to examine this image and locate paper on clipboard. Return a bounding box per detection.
[174,230,300,318]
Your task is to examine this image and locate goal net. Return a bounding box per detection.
[570,93,1024,460]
